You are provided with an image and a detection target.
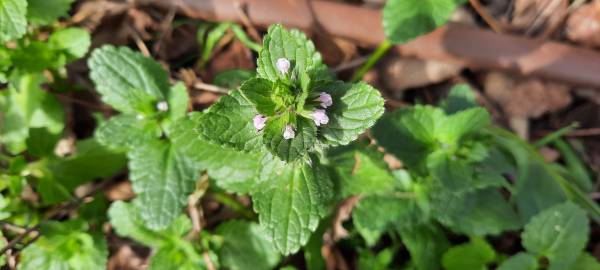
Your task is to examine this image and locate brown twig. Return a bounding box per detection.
[469,0,504,33]
[233,0,262,43]
[203,251,217,270]
[568,128,600,137]
[128,24,151,57]
[193,81,230,94]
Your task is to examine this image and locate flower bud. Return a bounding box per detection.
[317,92,333,108]
[156,101,169,112]
[312,109,329,126]
[253,114,268,130]
[283,125,295,139]
[276,58,291,75]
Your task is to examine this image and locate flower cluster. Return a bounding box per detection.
[252,58,333,140]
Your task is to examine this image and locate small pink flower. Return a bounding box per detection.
[312,109,329,126]
[283,125,295,139]
[316,92,333,108]
[253,114,267,130]
[276,58,290,75]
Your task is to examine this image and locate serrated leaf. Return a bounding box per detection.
[440,84,478,114]
[48,27,91,60]
[316,81,384,146]
[197,90,263,152]
[327,142,396,197]
[497,253,538,270]
[257,24,324,81]
[108,201,164,246]
[426,150,473,193]
[382,0,466,44]
[0,0,27,42]
[170,113,263,194]
[95,114,162,150]
[252,160,333,255]
[398,224,450,270]
[441,238,495,270]
[128,139,199,230]
[263,114,316,162]
[88,45,169,113]
[522,202,589,270]
[27,0,74,25]
[216,220,281,270]
[19,221,108,270]
[437,107,490,144]
[0,73,64,153]
[240,77,278,115]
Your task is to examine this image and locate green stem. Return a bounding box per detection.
[533,122,579,148]
[351,39,393,83]
[211,191,256,220]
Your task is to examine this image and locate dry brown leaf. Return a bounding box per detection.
[484,72,572,118]
[566,2,600,48]
[107,245,145,270]
[105,181,134,201]
[511,0,567,35]
[575,88,600,105]
[380,57,463,92]
[331,195,360,241]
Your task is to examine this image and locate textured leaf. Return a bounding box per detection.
[0,73,64,153]
[170,113,263,194]
[263,114,316,162]
[497,253,538,270]
[398,224,450,270]
[147,245,207,270]
[252,160,333,255]
[128,139,199,230]
[95,114,162,150]
[108,201,165,247]
[165,82,189,124]
[382,0,466,44]
[48,27,91,60]
[240,77,278,115]
[437,107,490,145]
[197,90,263,152]
[216,220,281,270]
[327,142,396,197]
[441,238,496,270]
[27,0,74,25]
[316,81,385,146]
[522,202,589,270]
[0,0,27,42]
[88,45,169,113]
[353,195,423,246]
[19,221,107,270]
[426,150,473,193]
[257,24,324,81]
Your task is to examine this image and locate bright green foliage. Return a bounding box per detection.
[27,0,74,25]
[19,220,108,270]
[48,28,91,60]
[128,139,199,230]
[88,45,169,113]
[522,202,589,270]
[0,0,27,42]
[382,0,467,44]
[0,231,5,266]
[252,160,333,255]
[441,238,496,270]
[0,73,64,153]
[216,220,281,270]
[95,114,162,150]
[497,253,538,270]
[572,253,600,270]
[357,248,395,270]
[398,224,450,270]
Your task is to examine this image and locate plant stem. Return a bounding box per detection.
[534,122,579,148]
[211,191,256,219]
[350,39,392,83]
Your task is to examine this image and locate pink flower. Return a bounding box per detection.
[253,114,267,130]
[312,109,329,126]
[276,58,290,75]
[283,125,295,139]
[316,92,333,108]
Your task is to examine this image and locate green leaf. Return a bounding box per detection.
[108,201,164,246]
[572,253,600,270]
[426,150,474,193]
[441,238,496,270]
[522,202,589,270]
[327,142,396,197]
[128,139,199,230]
[382,0,466,44]
[0,231,6,267]
[263,114,316,162]
[148,244,207,270]
[216,220,281,270]
[432,188,520,236]
[88,45,169,113]
[316,81,385,146]
[240,78,279,115]
[19,220,108,270]
[398,224,450,270]
[252,160,333,255]
[95,114,162,150]
[0,0,27,42]
[27,0,74,25]
[10,41,64,72]
[353,194,424,246]
[170,113,263,194]
[197,90,263,152]
[257,24,324,82]
[165,82,189,123]
[440,84,478,114]
[26,127,61,157]
[213,69,255,89]
[48,27,91,60]
[437,107,490,145]
[357,248,395,270]
[0,73,64,153]
[497,253,538,270]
